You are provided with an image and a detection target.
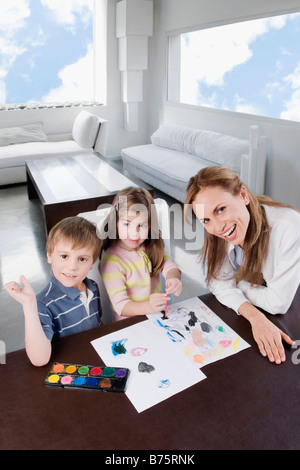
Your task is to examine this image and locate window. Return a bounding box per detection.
[0,0,106,107]
[168,11,300,122]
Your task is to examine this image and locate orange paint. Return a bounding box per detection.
[53,363,64,373]
[193,354,205,364]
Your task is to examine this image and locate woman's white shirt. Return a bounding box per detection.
[208,205,300,315]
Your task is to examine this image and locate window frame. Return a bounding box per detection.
[0,0,107,110]
[166,6,300,125]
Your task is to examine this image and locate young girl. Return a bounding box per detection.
[185,166,300,365]
[99,187,182,321]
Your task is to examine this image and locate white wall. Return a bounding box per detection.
[147,0,300,208]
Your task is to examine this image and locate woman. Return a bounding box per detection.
[185,166,300,364]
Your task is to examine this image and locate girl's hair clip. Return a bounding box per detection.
[113,197,123,210]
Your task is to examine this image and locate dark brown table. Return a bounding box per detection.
[1,291,299,451]
[26,154,152,233]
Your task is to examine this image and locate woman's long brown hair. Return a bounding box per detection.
[185,166,294,286]
[100,187,165,277]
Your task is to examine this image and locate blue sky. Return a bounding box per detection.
[0,0,93,104]
[181,13,300,122]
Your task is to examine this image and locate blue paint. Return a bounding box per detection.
[158,379,170,389]
[206,338,215,348]
[73,376,86,385]
[86,378,99,386]
[111,338,128,356]
[156,320,183,343]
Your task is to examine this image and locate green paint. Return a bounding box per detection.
[216,326,225,332]
[78,366,89,375]
[102,367,115,377]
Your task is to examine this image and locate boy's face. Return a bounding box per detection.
[47,239,94,291]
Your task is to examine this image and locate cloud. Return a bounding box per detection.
[0,80,6,103]
[40,0,93,33]
[233,94,260,115]
[281,62,300,121]
[0,1,30,35]
[41,43,94,102]
[0,1,30,100]
[264,81,283,104]
[281,89,300,121]
[182,16,290,89]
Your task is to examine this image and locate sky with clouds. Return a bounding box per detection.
[181,12,300,122]
[0,0,93,104]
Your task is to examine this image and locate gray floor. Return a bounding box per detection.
[0,181,207,354]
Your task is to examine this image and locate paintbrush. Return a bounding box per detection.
[164,283,168,318]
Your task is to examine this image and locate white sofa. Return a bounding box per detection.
[121,123,268,202]
[0,110,108,186]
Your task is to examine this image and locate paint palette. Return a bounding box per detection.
[44,362,129,393]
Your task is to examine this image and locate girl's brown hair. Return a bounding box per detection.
[100,187,165,277]
[47,216,102,263]
[185,165,294,285]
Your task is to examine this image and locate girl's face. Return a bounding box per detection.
[117,208,149,251]
[192,186,250,247]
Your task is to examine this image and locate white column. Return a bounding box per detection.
[116,0,153,131]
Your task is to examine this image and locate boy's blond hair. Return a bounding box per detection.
[47,216,102,263]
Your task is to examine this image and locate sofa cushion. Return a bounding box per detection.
[121,144,210,193]
[72,110,100,148]
[151,123,249,173]
[0,141,91,169]
[0,122,48,147]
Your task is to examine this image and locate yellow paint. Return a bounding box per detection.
[48,374,60,383]
[184,346,194,359]
[233,336,240,351]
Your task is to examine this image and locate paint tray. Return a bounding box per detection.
[44,362,129,393]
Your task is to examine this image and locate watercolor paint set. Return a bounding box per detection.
[44,362,129,393]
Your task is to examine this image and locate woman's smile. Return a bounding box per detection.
[221,223,237,241]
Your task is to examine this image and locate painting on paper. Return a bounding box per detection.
[91,319,206,413]
[147,297,250,368]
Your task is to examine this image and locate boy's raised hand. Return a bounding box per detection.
[5,275,36,306]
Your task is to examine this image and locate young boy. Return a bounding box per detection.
[5,216,102,367]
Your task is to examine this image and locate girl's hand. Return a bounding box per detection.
[166,278,182,296]
[149,293,170,312]
[4,275,36,306]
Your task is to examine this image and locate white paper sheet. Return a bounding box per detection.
[91,319,206,413]
[147,297,250,368]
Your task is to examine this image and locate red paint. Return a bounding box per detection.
[219,340,232,348]
[90,367,102,375]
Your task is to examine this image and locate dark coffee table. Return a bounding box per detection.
[26,153,152,233]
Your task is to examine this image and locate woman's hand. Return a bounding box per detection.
[239,301,294,364]
[251,315,294,364]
